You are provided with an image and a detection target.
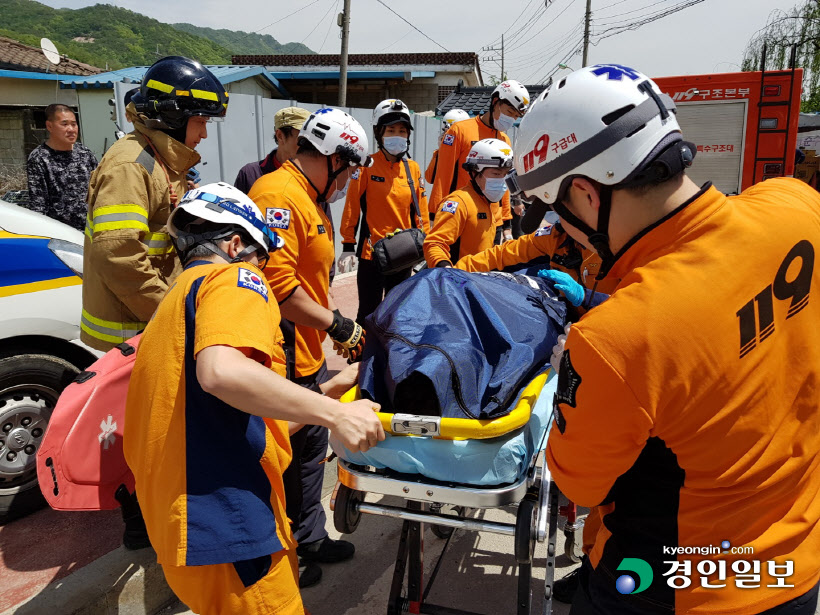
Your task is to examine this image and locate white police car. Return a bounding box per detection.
[0,200,100,521]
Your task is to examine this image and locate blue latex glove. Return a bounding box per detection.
[538,269,585,307]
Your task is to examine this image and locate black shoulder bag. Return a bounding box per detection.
[369,158,426,275]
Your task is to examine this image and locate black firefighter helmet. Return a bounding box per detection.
[132,56,228,130]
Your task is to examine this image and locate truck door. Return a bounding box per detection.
[674,100,747,195]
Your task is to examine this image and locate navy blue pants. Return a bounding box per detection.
[283,362,330,546]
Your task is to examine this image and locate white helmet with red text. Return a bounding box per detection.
[492,80,531,114]
[299,107,373,167]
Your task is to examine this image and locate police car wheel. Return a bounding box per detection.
[0,353,79,522]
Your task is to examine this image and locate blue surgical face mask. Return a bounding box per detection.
[482,177,508,203]
[383,136,408,156]
[494,111,516,133]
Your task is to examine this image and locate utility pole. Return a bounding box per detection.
[482,35,505,82]
[501,34,505,81]
[582,0,592,67]
[338,0,351,107]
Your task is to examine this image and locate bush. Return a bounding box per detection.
[0,164,28,194]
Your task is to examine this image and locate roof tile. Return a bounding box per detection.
[0,36,101,76]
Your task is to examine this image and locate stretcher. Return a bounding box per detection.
[331,369,571,615]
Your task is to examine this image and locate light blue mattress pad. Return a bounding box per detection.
[331,370,556,486]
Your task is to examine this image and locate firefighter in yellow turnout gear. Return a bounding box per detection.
[81,56,228,352]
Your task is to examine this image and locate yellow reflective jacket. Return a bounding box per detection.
[81,104,199,351]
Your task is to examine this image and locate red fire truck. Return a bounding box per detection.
[653,68,802,195]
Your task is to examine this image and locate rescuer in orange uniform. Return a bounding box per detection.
[249,108,372,588]
[424,138,513,268]
[425,109,471,215]
[124,183,384,615]
[429,81,529,242]
[338,99,428,324]
[512,63,820,615]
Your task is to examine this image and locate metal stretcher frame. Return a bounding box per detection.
[331,454,560,615]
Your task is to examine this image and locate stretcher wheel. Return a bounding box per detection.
[430,505,466,539]
[333,484,364,534]
[514,497,537,564]
[564,527,583,563]
[431,524,453,539]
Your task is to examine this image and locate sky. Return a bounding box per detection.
[39,0,786,83]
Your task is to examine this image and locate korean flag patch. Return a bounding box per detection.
[443,134,455,146]
[266,207,290,230]
[237,268,269,302]
[535,224,554,237]
[441,200,459,214]
[352,169,361,180]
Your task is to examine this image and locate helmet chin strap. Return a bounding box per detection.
[177,230,258,265]
[487,98,498,131]
[319,156,346,203]
[549,185,616,281]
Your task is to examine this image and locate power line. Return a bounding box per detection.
[319,0,341,52]
[504,4,549,48]
[594,0,676,22]
[593,0,705,42]
[539,40,584,84]
[379,28,414,52]
[524,29,583,82]
[506,22,583,72]
[507,0,583,53]
[374,0,451,52]
[485,0,542,47]
[594,0,685,28]
[244,0,322,38]
[301,0,338,44]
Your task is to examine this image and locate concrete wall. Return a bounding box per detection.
[0,108,26,166]
[0,78,78,107]
[389,81,439,112]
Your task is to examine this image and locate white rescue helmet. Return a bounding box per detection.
[492,80,530,114]
[168,182,284,258]
[510,64,684,205]
[299,107,373,167]
[373,99,413,130]
[463,138,514,174]
[441,109,470,134]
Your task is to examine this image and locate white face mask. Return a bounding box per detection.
[482,177,508,203]
[494,111,516,133]
[327,175,351,204]
[383,136,408,156]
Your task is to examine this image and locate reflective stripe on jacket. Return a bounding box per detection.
[81,104,199,351]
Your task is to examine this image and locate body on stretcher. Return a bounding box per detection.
[332,370,566,615]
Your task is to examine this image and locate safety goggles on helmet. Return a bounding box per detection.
[193,192,280,254]
[171,183,284,268]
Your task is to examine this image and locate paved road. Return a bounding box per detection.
[160,454,579,615]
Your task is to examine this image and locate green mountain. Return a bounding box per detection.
[0,0,312,70]
[171,23,314,57]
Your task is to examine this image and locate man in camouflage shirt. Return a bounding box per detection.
[26,104,97,231]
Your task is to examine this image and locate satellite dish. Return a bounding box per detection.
[41,38,61,66]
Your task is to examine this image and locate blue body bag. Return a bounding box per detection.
[359,268,567,420]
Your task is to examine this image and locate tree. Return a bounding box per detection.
[742,1,820,110]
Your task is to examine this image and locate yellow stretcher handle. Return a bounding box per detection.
[340,370,550,440]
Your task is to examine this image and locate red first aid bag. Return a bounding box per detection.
[36,335,140,511]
